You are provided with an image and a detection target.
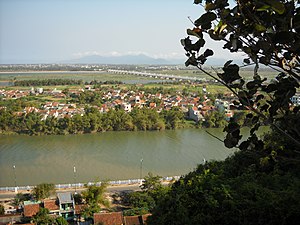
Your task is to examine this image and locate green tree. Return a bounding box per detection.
[33,208,55,225]
[81,182,109,219]
[0,204,4,215]
[55,216,68,225]
[140,172,162,192]
[122,173,169,213]
[202,110,227,128]
[82,182,109,207]
[82,201,100,220]
[13,193,31,207]
[124,191,155,210]
[32,183,55,201]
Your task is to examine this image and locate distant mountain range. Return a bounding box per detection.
[63,54,177,65]
[62,54,236,65]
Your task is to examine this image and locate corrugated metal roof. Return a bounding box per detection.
[57,192,73,204]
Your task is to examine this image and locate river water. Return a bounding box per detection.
[0,129,235,187]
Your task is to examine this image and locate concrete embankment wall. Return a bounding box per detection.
[0,176,180,192]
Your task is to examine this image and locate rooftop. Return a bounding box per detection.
[94,212,123,225]
[23,203,40,217]
[57,192,73,204]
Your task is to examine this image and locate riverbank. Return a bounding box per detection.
[0,177,177,200]
[0,122,199,136]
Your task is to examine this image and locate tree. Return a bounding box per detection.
[55,216,68,225]
[32,183,55,201]
[140,172,162,192]
[33,208,55,225]
[122,173,169,214]
[81,182,109,219]
[13,193,31,207]
[181,0,300,152]
[82,182,109,207]
[0,204,4,215]
[82,201,100,220]
[202,110,227,128]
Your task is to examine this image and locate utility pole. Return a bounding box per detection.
[140,158,143,185]
[73,166,77,194]
[13,165,17,193]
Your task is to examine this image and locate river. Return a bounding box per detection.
[0,129,235,187]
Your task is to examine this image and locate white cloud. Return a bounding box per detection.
[72,50,186,59]
[72,51,101,58]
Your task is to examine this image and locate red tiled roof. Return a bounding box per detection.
[124,215,142,225]
[43,200,59,211]
[24,204,40,217]
[94,212,123,225]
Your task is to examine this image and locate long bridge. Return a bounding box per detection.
[108,69,206,82]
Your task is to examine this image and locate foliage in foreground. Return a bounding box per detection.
[148,132,300,224]
[148,0,300,224]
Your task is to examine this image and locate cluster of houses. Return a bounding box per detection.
[1,86,237,122]
[2,86,300,123]
[0,192,150,225]
[0,88,67,100]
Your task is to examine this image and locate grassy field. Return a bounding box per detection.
[155,67,279,79]
[0,72,154,82]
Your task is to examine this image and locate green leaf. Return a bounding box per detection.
[203,49,214,57]
[205,3,216,11]
[256,5,271,12]
[194,0,202,4]
[195,12,217,27]
[214,20,227,34]
[254,24,267,32]
[224,60,233,68]
[265,0,285,14]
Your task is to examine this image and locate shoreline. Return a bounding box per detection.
[0,176,179,194]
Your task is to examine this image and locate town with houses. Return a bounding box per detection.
[0,85,241,124]
[1,84,300,125]
[0,189,151,225]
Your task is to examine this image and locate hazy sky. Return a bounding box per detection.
[0,0,232,64]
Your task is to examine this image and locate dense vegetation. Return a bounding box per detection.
[0,107,186,135]
[32,183,56,201]
[14,79,84,86]
[80,183,110,220]
[13,79,124,86]
[120,173,170,216]
[33,208,68,225]
[148,135,300,224]
[147,0,300,224]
